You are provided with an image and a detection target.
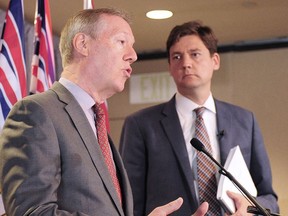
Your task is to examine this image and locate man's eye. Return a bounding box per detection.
[192,53,200,57]
[172,55,181,60]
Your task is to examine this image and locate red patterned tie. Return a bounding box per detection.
[194,107,221,215]
[94,103,122,204]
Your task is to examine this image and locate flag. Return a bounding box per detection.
[30,0,55,94]
[83,0,94,9]
[0,0,26,130]
[83,0,110,132]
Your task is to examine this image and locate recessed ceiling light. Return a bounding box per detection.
[146,10,173,19]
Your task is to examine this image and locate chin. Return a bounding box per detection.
[115,84,125,93]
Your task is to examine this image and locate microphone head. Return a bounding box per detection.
[190,138,205,152]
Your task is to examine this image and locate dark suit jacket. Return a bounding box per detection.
[120,96,279,216]
[0,82,133,216]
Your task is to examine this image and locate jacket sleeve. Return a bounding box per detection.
[250,113,279,213]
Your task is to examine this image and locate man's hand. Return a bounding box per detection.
[192,202,209,216]
[225,191,253,216]
[148,197,183,216]
[148,197,209,216]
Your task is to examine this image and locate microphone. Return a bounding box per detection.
[190,137,279,216]
[217,130,225,139]
[191,138,224,174]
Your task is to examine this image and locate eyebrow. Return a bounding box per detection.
[171,48,201,55]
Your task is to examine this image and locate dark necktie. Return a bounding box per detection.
[194,107,221,215]
[94,103,122,204]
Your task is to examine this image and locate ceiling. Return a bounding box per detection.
[0,0,288,55]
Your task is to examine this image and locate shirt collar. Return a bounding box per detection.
[59,77,95,110]
[175,92,216,116]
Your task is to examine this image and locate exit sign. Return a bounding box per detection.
[129,72,177,104]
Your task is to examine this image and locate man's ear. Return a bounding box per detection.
[212,53,220,71]
[73,33,89,56]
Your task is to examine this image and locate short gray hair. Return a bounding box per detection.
[59,8,131,67]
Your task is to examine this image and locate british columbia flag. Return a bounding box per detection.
[30,0,55,94]
[0,0,26,130]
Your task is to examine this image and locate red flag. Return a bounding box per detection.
[30,0,55,94]
[0,0,26,129]
[83,0,110,132]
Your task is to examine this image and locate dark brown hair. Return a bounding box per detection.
[166,20,218,58]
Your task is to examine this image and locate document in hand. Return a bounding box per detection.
[0,194,5,215]
[216,145,257,214]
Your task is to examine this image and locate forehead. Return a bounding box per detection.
[97,14,134,37]
[170,35,207,52]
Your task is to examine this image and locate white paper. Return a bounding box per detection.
[217,145,257,214]
[0,194,5,215]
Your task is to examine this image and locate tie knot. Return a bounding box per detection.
[194,107,205,117]
[94,103,104,116]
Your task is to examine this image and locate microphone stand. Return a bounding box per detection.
[191,138,279,216]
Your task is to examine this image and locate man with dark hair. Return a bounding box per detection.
[120,21,279,216]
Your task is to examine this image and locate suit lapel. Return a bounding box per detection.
[215,100,234,165]
[160,96,198,202]
[51,82,124,215]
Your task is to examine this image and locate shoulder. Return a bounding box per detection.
[127,96,175,121]
[215,99,253,116]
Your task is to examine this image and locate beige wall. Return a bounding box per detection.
[108,47,288,215]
